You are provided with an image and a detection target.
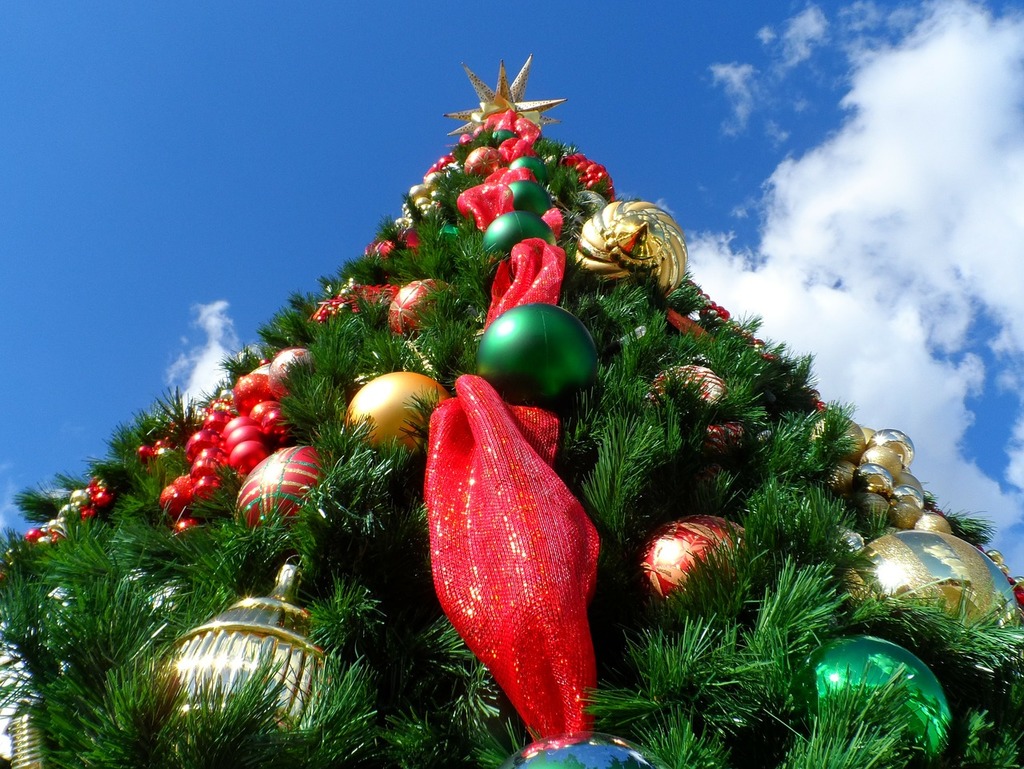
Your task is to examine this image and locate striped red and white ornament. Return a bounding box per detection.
[236,446,322,527]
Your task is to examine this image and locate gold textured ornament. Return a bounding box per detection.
[888,499,923,529]
[914,512,953,534]
[10,711,45,769]
[173,563,323,723]
[860,445,904,477]
[828,460,856,495]
[853,530,1020,625]
[577,201,687,294]
[444,55,566,134]
[840,420,868,462]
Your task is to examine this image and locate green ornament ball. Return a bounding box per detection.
[500,733,661,769]
[509,155,548,184]
[477,303,597,404]
[440,223,459,238]
[509,180,551,216]
[483,211,555,254]
[493,129,517,143]
[800,635,950,757]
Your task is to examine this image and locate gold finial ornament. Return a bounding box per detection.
[10,711,45,769]
[444,54,566,134]
[577,200,688,294]
[173,563,323,723]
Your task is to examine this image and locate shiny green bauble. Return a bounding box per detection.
[509,180,551,215]
[500,733,661,769]
[509,155,548,183]
[799,635,950,757]
[477,303,597,404]
[493,129,517,143]
[483,211,555,254]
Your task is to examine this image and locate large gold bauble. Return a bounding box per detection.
[173,563,323,723]
[853,530,1020,625]
[576,200,687,294]
[346,371,450,450]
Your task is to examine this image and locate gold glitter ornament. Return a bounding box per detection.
[896,470,924,494]
[173,563,323,723]
[853,530,1019,625]
[888,499,923,529]
[840,420,868,463]
[860,445,904,477]
[853,492,890,518]
[577,200,687,294]
[914,512,953,534]
[828,460,856,495]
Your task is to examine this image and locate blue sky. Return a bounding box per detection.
[3,1,1024,563]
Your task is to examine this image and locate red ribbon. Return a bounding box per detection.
[424,233,600,736]
[486,239,567,327]
[425,376,599,737]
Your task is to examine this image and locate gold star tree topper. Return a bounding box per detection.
[444,55,566,135]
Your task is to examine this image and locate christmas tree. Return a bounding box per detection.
[4,57,1024,769]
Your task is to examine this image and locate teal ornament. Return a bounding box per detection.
[800,635,950,757]
[440,224,459,238]
[477,303,597,404]
[509,180,551,216]
[483,211,555,254]
[500,733,661,769]
[493,129,517,143]
[510,156,548,184]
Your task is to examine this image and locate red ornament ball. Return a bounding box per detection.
[465,146,503,176]
[268,347,312,396]
[233,366,276,416]
[259,405,290,447]
[236,446,322,527]
[185,429,223,462]
[248,400,280,424]
[650,364,727,404]
[159,475,195,520]
[223,425,266,456]
[203,409,233,433]
[641,515,742,598]
[389,280,441,335]
[228,440,271,475]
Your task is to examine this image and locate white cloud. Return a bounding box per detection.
[779,5,830,68]
[166,300,240,402]
[0,468,15,532]
[692,1,1024,562]
[709,62,758,134]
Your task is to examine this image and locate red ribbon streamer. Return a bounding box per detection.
[486,239,566,327]
[425,376,599,737]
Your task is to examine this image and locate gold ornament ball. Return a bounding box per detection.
[854,462,894,496]
[869,428,915,467]
[860,425,876,446]
[576,200,687,294]
[888,499,923,529]
[854,530,1019,625]
[892,483,925,510]
[174,563,323,723]
[896,470,924,494]
[828,460,856,496]
[860,445,904,477]
[853,491,890,519]
[914,512,953,534]
[346,371,450,450]
[840,420,868,463]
